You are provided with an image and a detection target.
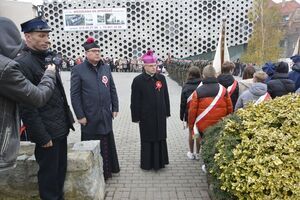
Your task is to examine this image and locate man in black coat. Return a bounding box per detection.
[15,17,74,200]
[288,55,300,90]
[217,61,239,108]
[267,61,295,98]
[71,37,119,180]
[0,17,56,172]
[130,50,170,170]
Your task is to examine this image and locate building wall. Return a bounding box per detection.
[44,0,253,60]
[0,0,36,34]
[286,8,300,56]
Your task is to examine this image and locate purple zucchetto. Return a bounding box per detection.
[141,50,157,64]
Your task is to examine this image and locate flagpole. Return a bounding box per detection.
[213,16,230,74]
[220,18,226,70]
[293,35,300,55]
[298,37,300,55]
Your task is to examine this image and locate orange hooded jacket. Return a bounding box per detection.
[188,78,233,134]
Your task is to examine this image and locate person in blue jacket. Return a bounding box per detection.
[71,37,120,180]
[288,55,300,90]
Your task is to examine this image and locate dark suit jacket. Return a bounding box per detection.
[71,60,119,138]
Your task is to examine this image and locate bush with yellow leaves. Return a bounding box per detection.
[203,94,300,200]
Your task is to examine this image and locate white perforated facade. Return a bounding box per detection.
[44,0,253,59]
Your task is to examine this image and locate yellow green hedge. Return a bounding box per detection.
[213,94,300,199]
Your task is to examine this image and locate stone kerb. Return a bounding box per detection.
[0,141,105,200]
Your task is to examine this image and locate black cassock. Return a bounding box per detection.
[130,72,170,170]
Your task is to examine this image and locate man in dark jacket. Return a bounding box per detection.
[217,61,239,108]
[288,55,300,90]
[267,61,295,99]
[71,37,119,180]
[130,50,171,170]
[15,17,74,200]
[0,17,56,172]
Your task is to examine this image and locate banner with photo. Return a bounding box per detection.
[63,8,127,31]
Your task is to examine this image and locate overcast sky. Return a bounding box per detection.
[273,0,300,2]
[16,0,300,6]
[15,0,42,5]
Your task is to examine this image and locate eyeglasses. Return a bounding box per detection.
[87,50,100,53]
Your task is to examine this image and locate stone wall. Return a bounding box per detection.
[0,141,105,200]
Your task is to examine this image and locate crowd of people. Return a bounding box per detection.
[1,15,300,200]
[0,16,170,200]
[180,58,299,160]
[57,54,166,74]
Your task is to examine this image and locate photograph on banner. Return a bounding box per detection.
[97,14,105,24]
[63,8,127,31]
[65,14,85,26]
[105,13,126,25]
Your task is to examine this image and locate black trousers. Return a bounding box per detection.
[34,137,67,200]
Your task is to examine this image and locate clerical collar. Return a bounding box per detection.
[145,71,155,77]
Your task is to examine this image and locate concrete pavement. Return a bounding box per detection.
[61,71,210,200]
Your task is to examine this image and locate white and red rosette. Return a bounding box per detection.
[155,80,162,91]
[102,75,108,87]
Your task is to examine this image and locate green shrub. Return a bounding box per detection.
[213,94,300,199]
[202,115,240,200]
